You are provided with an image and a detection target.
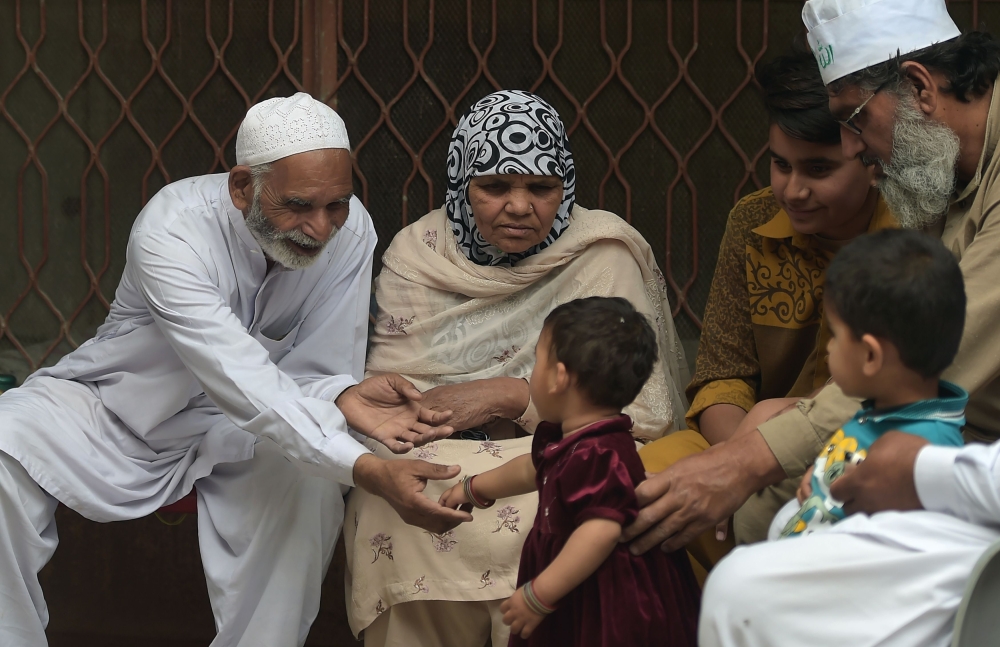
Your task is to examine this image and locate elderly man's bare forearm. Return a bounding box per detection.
[622,429,785,554]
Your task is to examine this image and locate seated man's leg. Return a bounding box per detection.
[0,450,59,647]
[0,377,152,646]
[197,438,346,647]
[732,476,800,545]
[700,513,999,647]
[640,431,735,575]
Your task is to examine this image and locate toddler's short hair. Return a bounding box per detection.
[542,296,658,410]
[825,229,966,378]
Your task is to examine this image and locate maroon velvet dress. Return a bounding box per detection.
[510,415,700,647]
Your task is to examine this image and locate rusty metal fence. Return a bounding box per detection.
[1,0,995,376]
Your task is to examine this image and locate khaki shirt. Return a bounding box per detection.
[761,79,1000,477]
[686,188,895,430]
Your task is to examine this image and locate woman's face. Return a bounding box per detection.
[769,124,878,240]
[467,174,563,254]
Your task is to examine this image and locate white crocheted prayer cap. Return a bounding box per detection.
[236,92,350,166]
[803,0,961,85]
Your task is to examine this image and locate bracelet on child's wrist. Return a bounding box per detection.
[463,475,495,509]
[522,580,556,616]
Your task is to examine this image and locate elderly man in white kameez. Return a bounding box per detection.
[0,93,470,647]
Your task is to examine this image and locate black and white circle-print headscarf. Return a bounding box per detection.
[445,90,577,266]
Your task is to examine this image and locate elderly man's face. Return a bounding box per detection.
[239,148,353,269]
[828,85,898,168]
[829,83,960,230]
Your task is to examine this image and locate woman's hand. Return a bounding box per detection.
[501,588,545,639]
[421,377,529,431]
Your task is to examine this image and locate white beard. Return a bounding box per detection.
[244,190,338,270]
[869,96,960,230]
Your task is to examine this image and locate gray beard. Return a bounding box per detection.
[867,97,960,230]
[244,190,338,270]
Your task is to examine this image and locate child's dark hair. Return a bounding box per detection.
[825,229,966,378]
[542,296,658,410]
[755,44,841,145]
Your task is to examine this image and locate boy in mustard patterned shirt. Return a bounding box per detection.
[684,47,895,448]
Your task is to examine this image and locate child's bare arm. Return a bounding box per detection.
[501,518,621,638]
[439,454,536,508]
[533,517,619,602]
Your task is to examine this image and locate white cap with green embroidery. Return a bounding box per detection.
[802,0,961,85]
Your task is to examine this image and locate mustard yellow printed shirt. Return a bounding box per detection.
[686,187,896,431]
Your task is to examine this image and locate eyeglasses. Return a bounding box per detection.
[837,82,887,135]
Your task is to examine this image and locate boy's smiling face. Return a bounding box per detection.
[768,124,877,240]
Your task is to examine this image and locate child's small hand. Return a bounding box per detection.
[501,587,545,639]
[797,465,815,504]
[438,481,473,512]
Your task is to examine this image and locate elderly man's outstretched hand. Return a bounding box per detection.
[353,454,473,533]
[620,444,746,554]
[336,373,455,453]
[620,430,785,554]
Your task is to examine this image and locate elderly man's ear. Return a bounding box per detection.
[900,61,943,118]
[229,166,254,212]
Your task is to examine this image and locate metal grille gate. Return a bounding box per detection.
[1,0,994,376]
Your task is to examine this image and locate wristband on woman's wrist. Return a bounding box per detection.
[463,475,495,509]
[522,579,556,616]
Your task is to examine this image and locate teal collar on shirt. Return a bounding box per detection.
[855,380,968,425]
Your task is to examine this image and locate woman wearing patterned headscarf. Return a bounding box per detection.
[344,90,692,646]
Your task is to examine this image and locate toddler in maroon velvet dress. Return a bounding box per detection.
[440,296,700,646]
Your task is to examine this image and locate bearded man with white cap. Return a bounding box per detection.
[0,92,471,647]
[681,2,1000,645]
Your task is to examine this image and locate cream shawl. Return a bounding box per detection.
[366,205,689,439]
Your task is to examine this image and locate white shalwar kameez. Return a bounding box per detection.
[0,173,376,647]
[700,440,1000,647]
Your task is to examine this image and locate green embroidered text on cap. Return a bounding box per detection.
[815,43,834,69]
